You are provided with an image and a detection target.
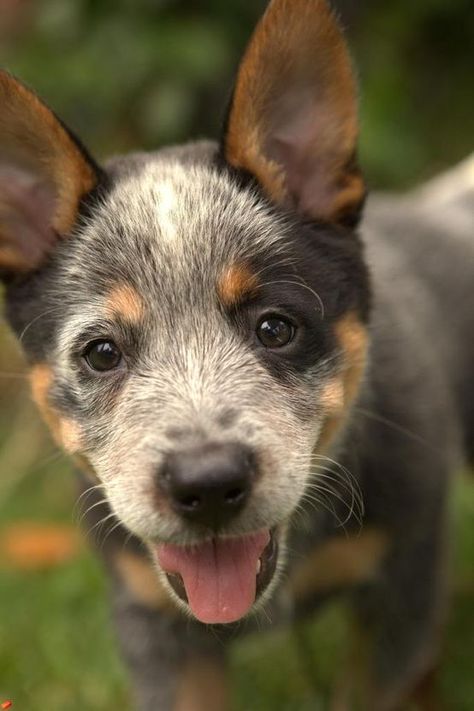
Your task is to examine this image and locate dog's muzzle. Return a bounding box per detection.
[154,441,279,623]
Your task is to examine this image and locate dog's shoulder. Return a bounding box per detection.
[364,156,474,353]
[365,154,474,262]
[358,156,474,469]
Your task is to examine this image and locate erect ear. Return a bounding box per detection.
[223,0,364,226]
[0,71,99,275]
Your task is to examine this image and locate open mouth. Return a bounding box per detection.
[155,529,278,624]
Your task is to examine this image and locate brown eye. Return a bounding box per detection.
[256,317,295,348]
[84,340,122,372]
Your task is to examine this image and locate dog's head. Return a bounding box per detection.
[0,0,369,623]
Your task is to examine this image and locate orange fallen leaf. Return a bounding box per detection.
[0,522,81,570]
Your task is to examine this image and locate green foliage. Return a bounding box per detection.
[354,0,474,186]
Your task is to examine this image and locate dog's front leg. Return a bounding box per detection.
[111,573,229,711]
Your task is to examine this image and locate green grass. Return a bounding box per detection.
[0,453,473,710]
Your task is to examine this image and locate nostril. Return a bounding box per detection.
[224,487,246,505]
[178,494,202,511]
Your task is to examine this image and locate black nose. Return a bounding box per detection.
[160,442,255,529]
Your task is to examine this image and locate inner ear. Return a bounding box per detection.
[223,0,365,227]
[0,166,57,272]
[0,71,100,274]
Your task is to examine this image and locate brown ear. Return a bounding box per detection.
[224,0,364,226]
[0,71,99,274]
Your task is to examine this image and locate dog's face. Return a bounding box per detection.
[0,0,369,624]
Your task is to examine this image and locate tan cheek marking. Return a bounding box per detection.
[105,283,145,323]
[176,658,229,711]
[59,418,82,454]
[317,378,345,452]
[317,313,368,452]
[30,363,58,432]
[115,551,178,612]
[29,364,82,453]
[288,529,389,601]
[335,312,368,407]
[320,378,345,415]
[217,263,259,307]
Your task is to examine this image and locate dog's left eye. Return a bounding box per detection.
[256,316,295,348]
[83,340,122,372]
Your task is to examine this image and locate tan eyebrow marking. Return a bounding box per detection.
[217,262,260,307]
[105,282,145,323]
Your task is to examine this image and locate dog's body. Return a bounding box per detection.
[1,0,473,709]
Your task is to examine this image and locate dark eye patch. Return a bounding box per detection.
[71,317,144,385]
[222,229,365,379]
[227,293,332,380]
[73,316,141,354]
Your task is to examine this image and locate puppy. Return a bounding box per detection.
[1,0,472,708]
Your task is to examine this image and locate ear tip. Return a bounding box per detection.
[0,68,21,88]
[0,68,16,93]
[0,68,101,276]
[223,0,361,225]
[0,69,36,105]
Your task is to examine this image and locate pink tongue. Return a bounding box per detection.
[156,530,270,624]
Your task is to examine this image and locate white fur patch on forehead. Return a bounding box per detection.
[89,158,290,261]
[156,180,179,243]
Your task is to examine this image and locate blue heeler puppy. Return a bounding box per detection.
[1,0,473,708]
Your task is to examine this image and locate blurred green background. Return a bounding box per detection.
[0,0,473,709]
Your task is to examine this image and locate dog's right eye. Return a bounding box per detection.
[83,340,122,372]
